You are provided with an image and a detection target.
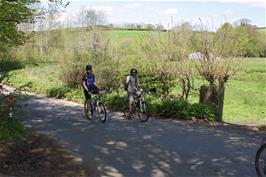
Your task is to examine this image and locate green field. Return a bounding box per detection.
[2,29,266,124]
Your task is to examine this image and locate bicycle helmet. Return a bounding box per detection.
[86,64,92,71]
[130,67,138,74]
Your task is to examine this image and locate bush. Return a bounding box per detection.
[138,66,176,97]
[46,86,71,99]
[102,93,127,111]
[0,118,27,142]
[258,125,266,131]
[158,98,191,118]
[0,56,24,72]
[102,93,215,121]
[189,103,215,121]
[59,49,88,88]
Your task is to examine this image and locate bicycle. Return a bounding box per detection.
[84,91,107,123]
[123,88,149,122]
[255,137,266,177]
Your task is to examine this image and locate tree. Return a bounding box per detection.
[84,9,107,29]
[196,21,241,121]
[156,23,164,31]
[0,0,69,53]
[0,0,39,52]
[146,24,155,31]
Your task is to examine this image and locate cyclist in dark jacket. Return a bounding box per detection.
[81,64,100,100]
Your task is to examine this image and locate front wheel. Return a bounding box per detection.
[137,101,149,122]
[255,144,266,177]
[84,100,93,120]
[96,102,106,123]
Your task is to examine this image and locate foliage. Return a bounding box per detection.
[189,103,215,121]
[0,118,27,141]
[102,93,127,111]
[0,55,25,72]
[58,30,122,92]
[4,57,265,122]
[196,21,241,86]
[140,24,196,99]
[103,93,215,121]
[59,49,88,88]
[215,22,266,57]
[0,0,39,51]
[258,125,266,131]
[138,64,176,97]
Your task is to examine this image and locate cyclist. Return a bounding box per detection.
[81,64,100,100]
[124,67,139,118]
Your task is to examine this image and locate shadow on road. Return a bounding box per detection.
[22,95,265,177]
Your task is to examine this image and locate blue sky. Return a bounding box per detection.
[52,0,266,29]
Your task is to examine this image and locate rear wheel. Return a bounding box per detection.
[96,102,106,123]
[255,144,266,177]
[84,100,93,120]
[137,101,149,122]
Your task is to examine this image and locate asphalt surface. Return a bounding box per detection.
[21,95,265,177]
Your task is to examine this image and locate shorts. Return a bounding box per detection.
[84,86,99,100]
[127,88,137,96]
[127,88,137,103]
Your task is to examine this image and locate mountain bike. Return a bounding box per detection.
[255,137,266,177]
[123,88,149,122]
[84,91,106,123]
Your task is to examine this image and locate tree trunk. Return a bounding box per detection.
[199,82,225,121]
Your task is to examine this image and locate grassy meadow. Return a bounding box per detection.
[2,29,266,124]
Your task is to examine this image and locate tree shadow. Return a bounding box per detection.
[21,95,265,177]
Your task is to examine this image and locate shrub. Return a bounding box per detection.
[102,93,215,121]
[189,103,215,121]
[0,118,27,142]
[59,49,88,88]
[138,65,176,97]
[158,98,191,118]
[0,56,24,72]
[258,125,266,131]
[102,93,127,111]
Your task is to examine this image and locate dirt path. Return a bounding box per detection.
[14,93,264,177]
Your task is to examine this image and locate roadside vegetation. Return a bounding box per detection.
[1,2,266,125]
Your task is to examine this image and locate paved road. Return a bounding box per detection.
[22,95,264,177]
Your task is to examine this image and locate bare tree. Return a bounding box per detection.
[196,20,241,120]
[84,9,107,29]
[140,23,195,98]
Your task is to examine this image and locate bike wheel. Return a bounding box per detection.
[123,104,135,120]
[84,100,93,120]
[123,106,129,119]
[137,101,149,122]
[255,144,266,177]
[96,102,106,123]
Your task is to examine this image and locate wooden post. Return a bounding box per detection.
[199,82,225,121]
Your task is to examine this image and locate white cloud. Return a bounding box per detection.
[124,3,141,9]
[160,8,178,15]
[85,5,114,15]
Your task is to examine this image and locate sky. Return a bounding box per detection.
[47,0,266,30]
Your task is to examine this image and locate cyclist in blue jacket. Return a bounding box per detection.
[82,64,100,100]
